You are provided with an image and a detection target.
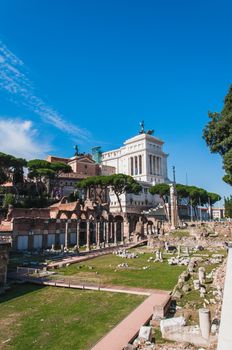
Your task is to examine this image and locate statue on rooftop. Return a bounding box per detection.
[139,120,145,134]
[139,121,154,135]
[74,145,79,157]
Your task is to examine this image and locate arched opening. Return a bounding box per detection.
[59,212,68,220]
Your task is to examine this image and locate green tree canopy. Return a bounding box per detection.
[27,159,72,195]
[225,196,232,218]
[203,85,232,185]
[149,183,170,200]
[176,184,220,207]
[77,174,141,211]
[107,174,142,211]
[3,193,15,209]
[208,192,221,205]
[0,152,27,185]
[149,183,170,219]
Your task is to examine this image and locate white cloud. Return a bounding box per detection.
[0,118,49,159]
[0,40,90,141]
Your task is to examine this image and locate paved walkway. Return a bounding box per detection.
[91,292,170,350]
[17,275,163,296]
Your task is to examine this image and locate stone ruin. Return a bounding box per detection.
[114,249,139,259]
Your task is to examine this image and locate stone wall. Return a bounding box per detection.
[0,241,10,288]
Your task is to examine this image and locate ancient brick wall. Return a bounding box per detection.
[0,243,10,287]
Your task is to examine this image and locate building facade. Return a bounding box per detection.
[101,132,168,185]
[100,126,169,212]
[47,153,115,197]
[1,199,160,251]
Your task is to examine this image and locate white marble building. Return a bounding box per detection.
[101,126,169,213]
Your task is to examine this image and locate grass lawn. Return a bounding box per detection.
[58,251,185,290]
[0,284,145,350]
[171,229,190,238]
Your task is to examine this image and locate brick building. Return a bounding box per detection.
[0,198,158,251]
[46,153,115,197]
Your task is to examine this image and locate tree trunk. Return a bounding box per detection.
[115,192,123,212]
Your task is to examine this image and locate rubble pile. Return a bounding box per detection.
[117,262,129,268]
[168,256,190,266]
[114,249,139,259]
[128,326,156,350]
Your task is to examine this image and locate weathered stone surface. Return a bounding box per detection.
[138,326,153,342]
[160,316,186,335]
[124,344,137,350]
[0,240,11,288]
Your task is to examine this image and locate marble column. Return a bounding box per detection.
[114,221,117,244]
[120,221,124,243]
[76,220,80,248]
[144,223,148,235]
[110,222,113,242]
[105,222,109,245]
[86,220,90,251]
[96,221,100,248]
[153,156,156,175]
[170,183,178,230]
[64,220,68,249]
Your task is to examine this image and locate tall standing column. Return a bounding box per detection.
[76,220,80,248]
[105,222,109,246]
[170,184,178,230]
[86,220,90,251]
[120,221,124,243]
[110,222,113,242]
[65,220,68,249]
[96,221,100,249]
[114,221,117,244]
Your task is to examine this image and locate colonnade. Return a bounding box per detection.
[129,154,163,176]
[130,155,143,175]
[64,218,124,251]
[149,155,162,176]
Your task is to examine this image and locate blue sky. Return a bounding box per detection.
[0,0,231,201]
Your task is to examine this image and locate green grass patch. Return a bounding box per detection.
[0,284,144,350]
[171,230,190,238]
[58,252,185,290]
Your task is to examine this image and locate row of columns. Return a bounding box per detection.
[144,223,158,235]
[149,155,162,176]
[130,155,143,175]
[64,219,124,251]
